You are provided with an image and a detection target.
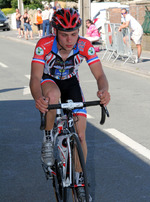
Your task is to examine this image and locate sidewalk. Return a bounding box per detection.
[0,30,150,78]
[98,49,150,78]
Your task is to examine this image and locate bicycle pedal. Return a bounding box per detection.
[42,163,56,180]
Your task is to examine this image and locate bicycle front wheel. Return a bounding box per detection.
[53,160,68,202]
[70,133,89,202]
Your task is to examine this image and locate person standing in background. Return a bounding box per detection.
[118,8,143,63]
[56,3,61,10]
[35,8,43,38]
[16,9,22,38]
[42,5,50,36]
[22,10,33,40]
[49,4,54,34]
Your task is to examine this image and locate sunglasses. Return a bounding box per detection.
[121,12,126,15]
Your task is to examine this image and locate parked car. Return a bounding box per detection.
[0,11,10,31]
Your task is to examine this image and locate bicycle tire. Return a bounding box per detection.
[53,158,68,202]
[70,133,89,202]
[53,160,63,202]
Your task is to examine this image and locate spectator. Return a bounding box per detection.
[22,10,33,40]
[84,19,100,43]
[42,5,50,36]
[35,8,43,38]
[49,4,54,34]
[16,9,23,38]
[118,8,143,63]
[56,3,61,10]
[53,6,56,12]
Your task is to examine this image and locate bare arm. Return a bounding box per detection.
[16,13,21,20]
[30,63,48,113]
[89,61,110,106]
[118,21,129,31]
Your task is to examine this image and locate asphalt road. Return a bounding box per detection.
[1,38,150,202]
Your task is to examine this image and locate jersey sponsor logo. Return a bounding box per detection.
[36,47,44,55]
[78,40,86,52]
[88,47,95,55]
[55,69,69,76]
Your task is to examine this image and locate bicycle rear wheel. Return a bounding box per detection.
[70,133,89,202]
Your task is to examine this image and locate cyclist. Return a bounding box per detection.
[30,8,110,199]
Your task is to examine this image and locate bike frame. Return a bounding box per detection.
[53,108,79,188]
[40,99,109,201]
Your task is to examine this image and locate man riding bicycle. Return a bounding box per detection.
[30,8,110,198]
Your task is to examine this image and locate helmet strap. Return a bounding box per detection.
[56,30,80,52]
[56,30,66,51]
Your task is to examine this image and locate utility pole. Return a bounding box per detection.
[79,0,91,36]
[18,0,24,15]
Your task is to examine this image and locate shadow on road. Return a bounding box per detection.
[0,87,24,93]
[1,100,150,202]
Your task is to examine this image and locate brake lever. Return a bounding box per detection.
[100,105,109,125]
[103,106,109,117]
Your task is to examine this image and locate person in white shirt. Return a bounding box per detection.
[42,5,50,36]
[118,8,143,63]
[49,4,54,34]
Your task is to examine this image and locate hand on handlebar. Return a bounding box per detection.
[97,89,110,106]
[35,97,49,113]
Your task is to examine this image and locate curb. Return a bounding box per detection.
[102,60,150,79]
[97,51,150,79]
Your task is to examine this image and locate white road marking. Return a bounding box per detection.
[87,114,94,119]
[23,75,31,95]
[104,128,150,161]
[23,86,31,95]
[25,75,30,79]
[0,62,8,68]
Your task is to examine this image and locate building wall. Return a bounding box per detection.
[108,2,150,51]
[108,2,150,26]
[129,2,149,25]
[108,8,122,24]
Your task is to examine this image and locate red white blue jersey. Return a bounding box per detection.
[32,35,100,80]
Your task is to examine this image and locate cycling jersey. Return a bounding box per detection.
[32,35,100,117]
[32,35,100,80]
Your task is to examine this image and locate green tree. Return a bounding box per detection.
[10,0,43,9]
[24,0,43,9]
[11,0,17,8]
[0,0,11,8]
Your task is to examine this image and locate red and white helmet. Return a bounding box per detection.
[52,8,82,32]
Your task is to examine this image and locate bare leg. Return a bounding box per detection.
[30,31,33,39]
[25,30,28,40]
[74,115,87,172]
[41,82,61,130]
[136,44,142,58]
[40,29,43,37]
[17,28,21,36]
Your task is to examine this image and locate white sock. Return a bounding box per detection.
[43,130,53,142]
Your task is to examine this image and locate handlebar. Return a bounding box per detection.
[40,100,109,130]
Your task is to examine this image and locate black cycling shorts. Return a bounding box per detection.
[41,74,87,117]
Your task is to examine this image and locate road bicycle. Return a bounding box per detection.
[40,100,109,202]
